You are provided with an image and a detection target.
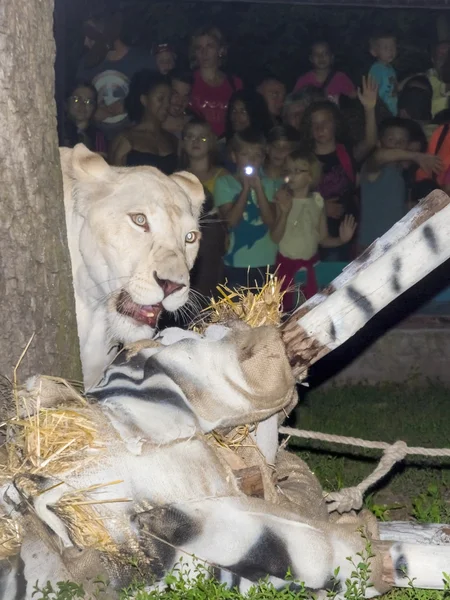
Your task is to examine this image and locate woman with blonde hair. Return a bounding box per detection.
[189,25,242,138]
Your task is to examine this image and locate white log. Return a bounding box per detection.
[380,521,450,545]
[281,191,450,379]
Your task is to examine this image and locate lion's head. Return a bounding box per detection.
[61,144,205,356]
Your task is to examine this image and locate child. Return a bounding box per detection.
[189,26,243,138]
[299,77,378,260]
[214,129,279,289]
[179,118,228,298]
[427,41,450,118]
[359,117,442,252]
[63,83,106,155]
[264,125,301,183]
[272,150,356,310]
[294,40,356,105]
[153,43,176,75]
[369,32,398,116]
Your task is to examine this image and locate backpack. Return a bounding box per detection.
[336,144,356,184]
[320,70,337,94]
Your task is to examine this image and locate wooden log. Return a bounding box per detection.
[234,466,265,498]
[379,521,450,545]
[281,191,450,380]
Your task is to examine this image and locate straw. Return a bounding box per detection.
[192,270,296,333]
[0,515,21,560]
[51,481,131,552]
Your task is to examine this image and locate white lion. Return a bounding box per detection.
[60,144,205,390]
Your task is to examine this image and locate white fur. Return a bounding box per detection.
[60,145,205,390]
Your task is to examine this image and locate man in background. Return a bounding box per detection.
[77,12,156,140]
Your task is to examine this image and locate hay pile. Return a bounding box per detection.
[0,377,103,481]
[0,514,21,560]
[193,272,290,332]
[0,376,119,558]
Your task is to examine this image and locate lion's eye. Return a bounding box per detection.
[130,213,149,231]
[185,231,199,244]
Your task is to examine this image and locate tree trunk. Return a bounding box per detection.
[0,0,81,382]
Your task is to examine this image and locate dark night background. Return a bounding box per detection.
[59,1,443,91]
[53,0,450,383]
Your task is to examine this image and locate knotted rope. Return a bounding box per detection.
[279,426,450,514]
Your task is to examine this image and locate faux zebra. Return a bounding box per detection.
[1,324,448,598]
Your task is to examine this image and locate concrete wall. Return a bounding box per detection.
[330,316,450,385]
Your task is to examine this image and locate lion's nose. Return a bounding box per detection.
[154,272,186,297]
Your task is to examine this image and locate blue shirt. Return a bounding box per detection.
[214,175,278,268]
[369,61,398,115]
[359,164,406,247]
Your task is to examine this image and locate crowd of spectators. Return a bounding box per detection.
[62,12,450,308]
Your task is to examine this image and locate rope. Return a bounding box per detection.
[278,426,450,514]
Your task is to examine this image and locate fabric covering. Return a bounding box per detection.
[1,324,444,598]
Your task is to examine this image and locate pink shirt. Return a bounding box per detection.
[294,71,355,104]
[190,71,243,137]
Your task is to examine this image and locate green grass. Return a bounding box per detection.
[290,383,450,521]
[32,561,450,600]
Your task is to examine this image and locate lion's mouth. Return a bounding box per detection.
[116,290,163,328]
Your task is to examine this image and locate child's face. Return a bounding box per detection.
[230,100,250,133]
[183,125,211,159]
[285,158,312,193]
[67,86,96,123]
[268,140,295,169]
[433,42,450,74]
[310,43,333,71]
[233,143,266,174]
[285,102,305,131]
[169,79,191,117]
[372,37,397,64]
[156,50,176,75]
[194,35,221,69]
[380,126,409,150]
[258,79,286,117]
[311,109,336,146]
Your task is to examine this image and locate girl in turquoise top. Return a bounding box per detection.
[214,129,278,289]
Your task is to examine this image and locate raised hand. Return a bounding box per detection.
[248,174,263,192]
[417,154,444,175]
[357,75,378,111]
[275,186,293,214]
[339,214,357,243]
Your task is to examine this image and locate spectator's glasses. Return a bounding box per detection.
[70,96,96,106]
[184,135,208,142]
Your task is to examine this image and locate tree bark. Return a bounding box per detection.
[0,0,81,382]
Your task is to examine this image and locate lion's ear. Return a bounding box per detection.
[60,144,117,217]
[60,143,111,182]
[170,171,205,219]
